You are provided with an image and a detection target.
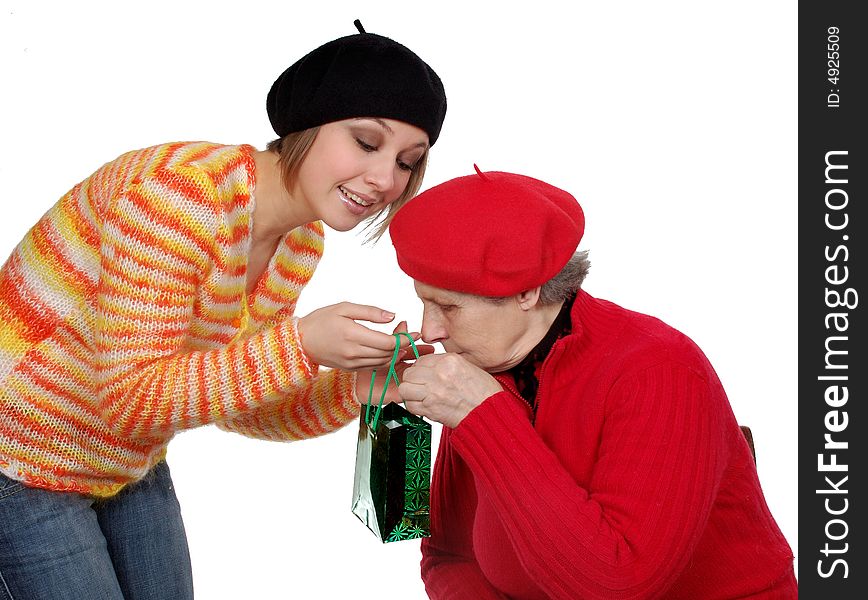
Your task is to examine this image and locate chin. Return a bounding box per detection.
[328,222,358,232]
[476,356,520,373]
[322,215,365,232]
[461,355,488,369]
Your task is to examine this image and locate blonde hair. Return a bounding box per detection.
[266,129,429,243]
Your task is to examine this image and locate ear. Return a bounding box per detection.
[515,287,542,311]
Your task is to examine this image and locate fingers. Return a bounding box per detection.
[403,400,426,417]
[353,344,433,367]
[405,352,440,368]
[299,302,430,370]
[399,363,424,385]
[398,378,429,418]
[352,324,408,352]
[352,319,425,352]
[397,380,426,403]
[335,306,430,361]
[399,344,436,360]
[349,357,402,369]
[339,302,396,324]
[392,322,427,356]
[392,321,419,354]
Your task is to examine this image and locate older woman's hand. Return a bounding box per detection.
[398,353,503,428]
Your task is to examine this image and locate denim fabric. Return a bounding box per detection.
[0,461,193,600]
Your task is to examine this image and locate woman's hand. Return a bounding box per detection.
[398,353,503,428]
[297,302,422,370]
[354,320,435,405]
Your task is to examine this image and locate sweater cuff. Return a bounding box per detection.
[290,317,319,378]
[328,368,363,426]
[451,390,541,476]
[348,370,361,406]
[456,390,533,435]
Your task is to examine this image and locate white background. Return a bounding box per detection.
[0,1,796,598]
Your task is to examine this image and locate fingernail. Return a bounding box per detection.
[383,311,395,319]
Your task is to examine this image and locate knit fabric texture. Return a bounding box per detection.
[420,290,796,599]
[0,142,358,497]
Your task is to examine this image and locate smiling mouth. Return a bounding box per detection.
[339,185,373,207]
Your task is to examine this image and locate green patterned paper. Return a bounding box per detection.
[351,402,431,543]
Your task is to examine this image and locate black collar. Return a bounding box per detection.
[508,294,576,406]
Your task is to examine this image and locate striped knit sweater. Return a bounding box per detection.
[0,141,358,497]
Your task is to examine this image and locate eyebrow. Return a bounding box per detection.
[422,295,458,306]
[354,118,429,149]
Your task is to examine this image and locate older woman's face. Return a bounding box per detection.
[414,281,534,373]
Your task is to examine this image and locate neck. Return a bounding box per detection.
[521,301,565,351]
[251,150,313,244]
[490,300,565,373]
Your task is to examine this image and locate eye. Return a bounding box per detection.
[355,138,377,152]
[398,153,424,173]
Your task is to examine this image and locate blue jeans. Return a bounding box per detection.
[0,461,193,600]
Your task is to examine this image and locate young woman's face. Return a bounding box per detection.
[293,118,429,231]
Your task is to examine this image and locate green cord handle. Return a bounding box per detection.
[365,332,421,430]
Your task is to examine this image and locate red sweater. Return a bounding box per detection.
[420,291,796,599]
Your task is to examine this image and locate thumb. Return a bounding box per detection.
[392,320,409,334]
[339,302,395,323]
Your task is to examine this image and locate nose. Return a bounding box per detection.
[420,308,447,344]
[364,156,397,196]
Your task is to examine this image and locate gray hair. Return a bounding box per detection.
[482,250,590,305]
[539,250,590,304]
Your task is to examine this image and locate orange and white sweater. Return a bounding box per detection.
[0,141,358,497]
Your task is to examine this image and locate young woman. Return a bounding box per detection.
[0,22,446,600]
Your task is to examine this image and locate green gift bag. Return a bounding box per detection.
[351,333,431,542]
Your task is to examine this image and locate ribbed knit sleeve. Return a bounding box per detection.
[92,172,316,438]
[421,427,508,599]
[215,368,359,441]
[429,362,726,600]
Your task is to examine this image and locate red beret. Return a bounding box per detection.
[390,166,584,296]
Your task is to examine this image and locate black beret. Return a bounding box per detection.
[267,22,447,145]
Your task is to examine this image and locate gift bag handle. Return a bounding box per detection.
[365,332,421,430]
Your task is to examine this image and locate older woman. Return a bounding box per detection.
[390,168,797,599]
